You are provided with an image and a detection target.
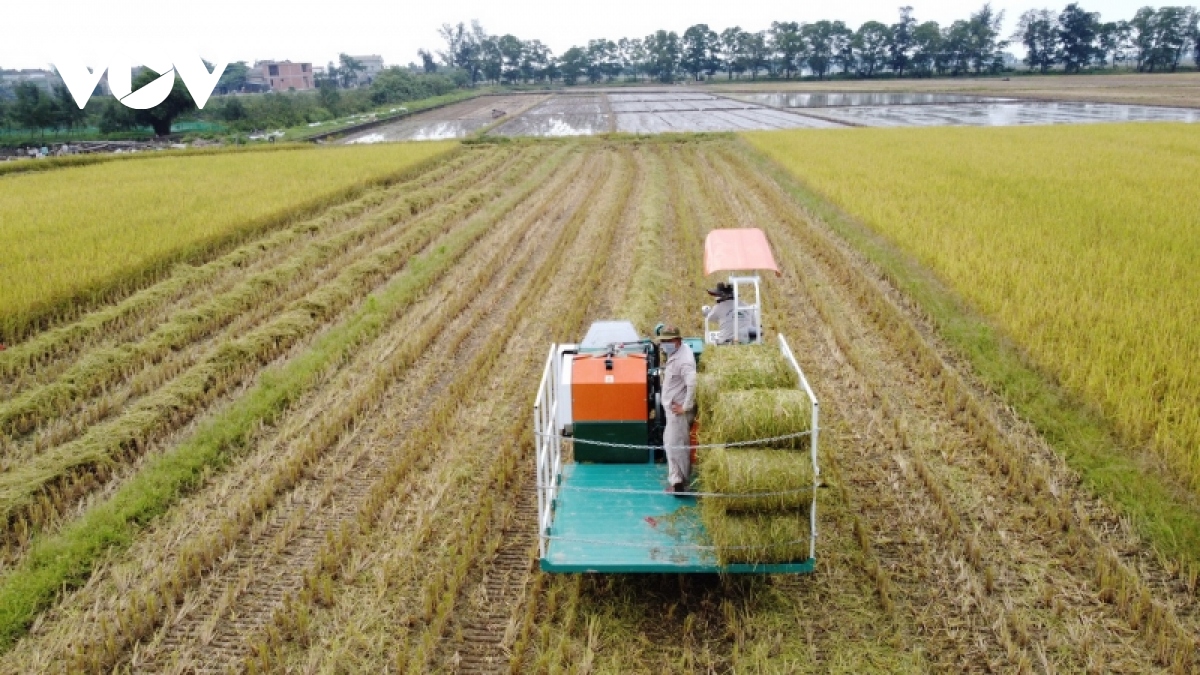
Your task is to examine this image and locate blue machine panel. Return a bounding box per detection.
[541,464,814,574]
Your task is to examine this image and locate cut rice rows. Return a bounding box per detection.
[1,139,1197,673]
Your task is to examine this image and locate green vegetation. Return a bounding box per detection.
[0,71,465,146]
[0,141,311,178]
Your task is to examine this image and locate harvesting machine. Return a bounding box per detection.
[533,228,821,573]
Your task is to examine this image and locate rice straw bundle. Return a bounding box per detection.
[700,501,810,564]
[701,345,794,390]
[699,389,811,449]
[699,446,813,511]
[695,373,720,419]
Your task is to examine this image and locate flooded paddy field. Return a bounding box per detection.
[341,89,1199,143]
[730,91,1006,107]
[813,100,1200,127]
[490,95,612,136]
[342,95,543,143]
[609,92,839,132]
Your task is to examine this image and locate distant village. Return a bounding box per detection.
[0,55,388,97]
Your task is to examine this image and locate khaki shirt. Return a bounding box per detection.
[662,341,697,415]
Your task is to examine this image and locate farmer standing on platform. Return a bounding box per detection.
[657,325,697,495]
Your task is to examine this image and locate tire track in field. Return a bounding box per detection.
[395,146,635,674]
[0,149,483,399]
[0,150,516,472]
[709,143,1188,672]
[441,147,646,674]
[0,145,575,673]
[124,148,591,673]
[258,145,630,673]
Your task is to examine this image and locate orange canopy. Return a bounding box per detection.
[703,228,780,276]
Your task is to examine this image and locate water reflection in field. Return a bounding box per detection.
[344,119,488,143]
[731,92,1004,108]
[491,96,611,136]
[814,101,1200,127]
[345,91,1200,143]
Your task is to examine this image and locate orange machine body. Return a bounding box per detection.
[571,354,648,422]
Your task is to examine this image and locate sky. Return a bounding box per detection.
[3,0,1160,71]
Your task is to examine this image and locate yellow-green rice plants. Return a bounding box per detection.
[0,149,515,446]
[0,141,458,342]
[747,123,1200,490]
[0,149,548,551]
[0,144,574,657]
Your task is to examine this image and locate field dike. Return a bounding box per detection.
[2,137,1198,673]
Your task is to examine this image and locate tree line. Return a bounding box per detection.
[0,58,461,141]
[1015,5,1196,72]
[2,3,1197,141]
[429,3,1200,84]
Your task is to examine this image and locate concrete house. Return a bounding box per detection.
[254,60,315,92]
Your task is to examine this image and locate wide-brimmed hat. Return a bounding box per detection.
[706,282,733,298]
[655,325,682,341]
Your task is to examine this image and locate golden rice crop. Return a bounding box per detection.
[746,123,1200,488]
[0,141,457,342]
[698,445,813,511]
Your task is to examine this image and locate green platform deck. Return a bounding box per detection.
[541,463,814,574]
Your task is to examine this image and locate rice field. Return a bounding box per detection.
[746,123,1200,491]
[1,132,1198,673]
[340,88,1200,142]
[0,142,456,343]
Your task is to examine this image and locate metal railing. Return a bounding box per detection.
[533,334,820,565]
[778,333,820,561]
[534,344,562,560]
